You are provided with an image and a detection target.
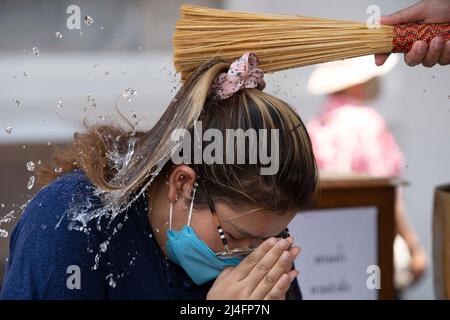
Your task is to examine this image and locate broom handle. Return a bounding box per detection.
[392,23,450,53]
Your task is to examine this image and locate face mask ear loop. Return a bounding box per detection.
[187,183,197,227]
[169,202,173,231]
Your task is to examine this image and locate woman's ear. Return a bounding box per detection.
[167,165,197,202]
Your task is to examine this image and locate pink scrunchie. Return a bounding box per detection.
[211,52,266,100]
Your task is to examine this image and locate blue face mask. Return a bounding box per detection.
[165,188,243,285]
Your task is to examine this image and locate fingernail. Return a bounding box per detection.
[277,239,288,247]
[267,237,277,246]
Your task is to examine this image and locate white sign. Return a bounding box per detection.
[290,206,378,299]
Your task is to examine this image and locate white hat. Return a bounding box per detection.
[307,54,399,95]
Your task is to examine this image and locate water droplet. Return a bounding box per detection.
[121,88,137,102]
[23,72,28,77]
[0,229,8,238]
[57,100,63,109]
[13,98,21,107]
[55,32,63,39]
[131,111,137,119]
[47,141,52,146]
[99,115,105,121]
[22,145,26,149]
[4,126,13,134]
[94,253,100,268]
[54,167,62,173]
[138,46,143,50]
[117,223,123,230]
[93,64,99,69]
[100,26,104,31]
[41,224,47,230]
[84,16,94,26]
[26,161,35,172]
[104,71,109,76]
[106,275,116,288]
[37,160,42,165]
[0,203,4,208]
[99,240,109,253]
[27,176,35,190]
[32,47,39,56]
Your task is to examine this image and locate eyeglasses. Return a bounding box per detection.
[202,180,290,260]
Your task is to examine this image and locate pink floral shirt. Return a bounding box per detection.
[307,96,405,178]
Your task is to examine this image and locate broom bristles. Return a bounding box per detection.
[173,4,393,82]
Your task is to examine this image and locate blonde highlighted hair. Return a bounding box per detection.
[37,59,318,212]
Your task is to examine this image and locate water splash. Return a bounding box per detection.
[55,32,63,39]
[27,176,35,190]
[84,16,94,26]
[121,88,137,102]
[32,47,39,56]
[26,161,35,172]
[87,94,96,109]
[0,210,15,226]
[99,240,109,253]
[13,98,21,107]
[4,126,13,134]
[105,274,116,288]
[0,210,15,238]
[57,100,63,109]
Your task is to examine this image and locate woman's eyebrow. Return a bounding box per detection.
[224,219,265,239]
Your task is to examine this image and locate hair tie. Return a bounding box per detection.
[211,52,266,100]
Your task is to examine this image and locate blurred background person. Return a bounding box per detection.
[306,55,428,292]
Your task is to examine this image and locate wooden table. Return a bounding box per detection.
[315,175,400,299]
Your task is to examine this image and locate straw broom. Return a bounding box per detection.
[173,4,449,82]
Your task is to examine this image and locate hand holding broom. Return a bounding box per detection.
[173,4,450,82]
[375,0,450,67]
